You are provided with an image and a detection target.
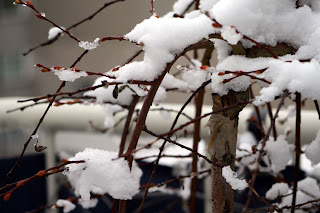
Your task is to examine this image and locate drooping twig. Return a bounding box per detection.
[137,79,212,213]
[291,92,301,213]
[0,160,84,199]
[23,0,125,55]
[15,0,80,42]
[2,49,89,187]
[67,0,125,31]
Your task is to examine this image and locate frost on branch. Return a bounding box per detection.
[305,130,320,165]
[53,68,88,82]
[222,166,248,190]
[79,38,100,50]
[265,135,293,173]
[64,148,142,201]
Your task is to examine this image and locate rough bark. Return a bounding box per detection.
[207,90,249,212]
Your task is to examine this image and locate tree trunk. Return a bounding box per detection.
[207,90,249,212]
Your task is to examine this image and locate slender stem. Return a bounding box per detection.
[189,44,212,213]
[249,86,265,138]
[314,100,320,120]
[2,49,89,187]
[291,92,301,213]
[137,80,212,213]
[189,87,204,213]
[267,102,277,139]
[243,90,289,212]
[118,95,140,155]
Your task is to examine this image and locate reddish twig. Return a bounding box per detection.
[2,49,89,187]
[15,0,80,42]
[207,14,278,59]
[137,79,212,213]
[67,0,125,31]
[0,160,84,200]
[243,90,289,212]
[221,71,271,85]
[23,0,125,55]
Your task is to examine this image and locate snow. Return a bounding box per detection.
[279,177,320,211]
[56,199,76,213]
[255,60,320,105]
[154,86,167,105]
[210,39,231,63]
[211,0,320,48]
[265,183,289,200]
[236,132,258,168]
[305,130,320,165]
[108,14,216,83]
[79,38,100,50]
[199,0,219,12]
[298,177,320,198]
[79,198,99,209]
[84,76,147,106]
[48,27,63,40]
[280,190,314,210]
[172,0,194,15]
[161,74,188,91]
[220,26,242,45]
[53,68,88,82]
[64,148,142,201]
[265,135,293,173]
[222,166,248,190]
[181,66,210,91]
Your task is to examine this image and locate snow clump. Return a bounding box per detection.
[222,166,248,190]
[79,38,100,50]
[64,148,142,201]
[305,130,320,165]
[265,183,289,200]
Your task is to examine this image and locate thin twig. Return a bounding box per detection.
[267,103,277,139]
[291,92,301,213]
[2,49,90,187]
[23,0,125,55]
[314,100,320,120]
[137,80,212,213]
[243,90,289,212]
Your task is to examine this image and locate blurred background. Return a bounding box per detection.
[1,1,320,212]
[0,0,217,102]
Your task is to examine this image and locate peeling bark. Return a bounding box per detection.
[207,90,249,212]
